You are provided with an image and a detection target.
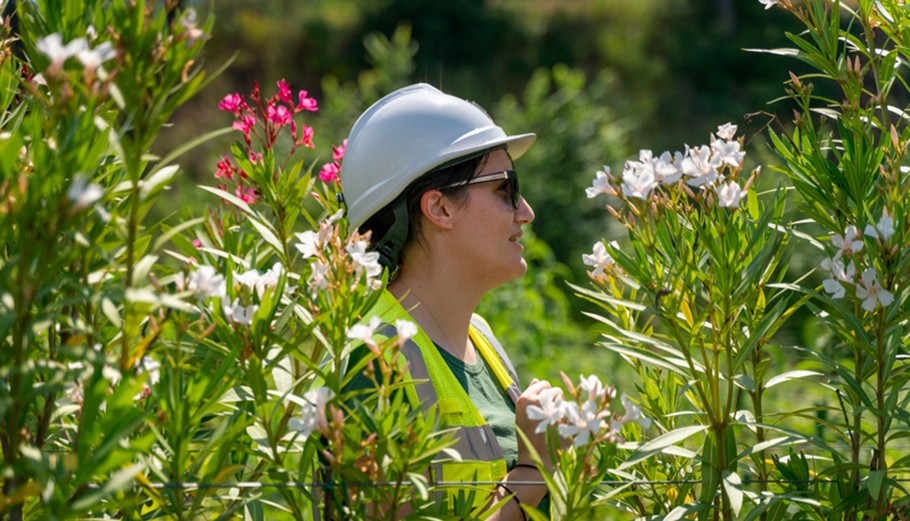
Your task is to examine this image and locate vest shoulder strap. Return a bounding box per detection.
[469,314,522,404]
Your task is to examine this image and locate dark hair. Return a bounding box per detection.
[360,149,497,267]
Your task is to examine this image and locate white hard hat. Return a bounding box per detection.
[340,83,536,229]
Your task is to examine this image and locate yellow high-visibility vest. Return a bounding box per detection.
[365,289,522,512]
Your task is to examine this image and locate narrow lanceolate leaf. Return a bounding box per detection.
[743,47,800,56]
[722,470,744,516]
[139,164,179,200]
[618,425,708,470]
[765,370,824,389]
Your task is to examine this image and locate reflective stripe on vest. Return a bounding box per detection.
[369,290,522,512]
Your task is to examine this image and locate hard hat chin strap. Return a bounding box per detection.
[374,194,409,276]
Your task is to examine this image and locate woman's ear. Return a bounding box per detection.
[419,189,455,230]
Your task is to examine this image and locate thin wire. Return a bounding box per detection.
[131,478,910,490]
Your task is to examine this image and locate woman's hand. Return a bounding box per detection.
[514,377,562,472]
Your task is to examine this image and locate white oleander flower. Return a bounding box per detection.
[712,139,745,168]
[394,319,418,346]
[347,316,383,344]
[289,386,335,438]
[188,265,226,298]
[295,230,320,258]
[579,374,606,402]
[35,33,87,70]
[582,242,614,277]
[715,122,738,141]
[76,41,115,72]
[558,399,605,447]
[346,240,382,280]
[654,151,681,185]
[526,387,566,434]
[855,267,893,312]
[681,144,722,188]
[864,211,894,243]
[621,159,658,199]
[67,174,103,210]
[618,393,652,430]
[716,182,746,208]
[308,260,329,292]
[586,167,616,198]
[831,225,863,260]
[223,298,257,325]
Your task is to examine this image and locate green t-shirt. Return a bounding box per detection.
[433,343,518,468]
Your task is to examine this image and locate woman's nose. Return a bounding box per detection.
[515,196,535,224]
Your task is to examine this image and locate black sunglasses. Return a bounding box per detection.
[439,170,521,209]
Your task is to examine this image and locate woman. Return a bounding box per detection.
[340,83,557,519]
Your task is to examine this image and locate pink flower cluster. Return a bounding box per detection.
[218,79,317,150]
[214,80,320,204]
[319,139,346,183]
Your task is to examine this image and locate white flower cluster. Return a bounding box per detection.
[347,316,417,348]
[35,33,116,73]
[526,374,651,447]
[183,262,290,326]
[57,345,160,407]
[587,122,749,209]
[288,386,335,439]
[295,210,383,295]
[821,216,895,312]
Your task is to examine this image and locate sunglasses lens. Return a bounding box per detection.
[509,172,520,209]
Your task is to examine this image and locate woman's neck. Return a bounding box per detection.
[388,268,483,364]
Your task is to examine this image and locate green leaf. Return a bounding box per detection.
[765,370,824,388]
[139,164,179,200]
[246,216,286,255]
[153,217,205,252]
[743,47,800,56]
[868,469,886,500]
[722,470,743,516]
[69,464,142,511]
[618,425,708,470]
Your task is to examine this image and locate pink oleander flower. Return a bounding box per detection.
[215,156,235,179]
[249,151,263,164]
[267,104,292,126]
[219,93,243,113]
[192,239,202,248]
[332,140,347,162]
[277,79,293,105]
[319,162,340,183]
[233,115,256,137]
[236,185,258,204]
[297,90,318,111]
[298,124,315,148]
